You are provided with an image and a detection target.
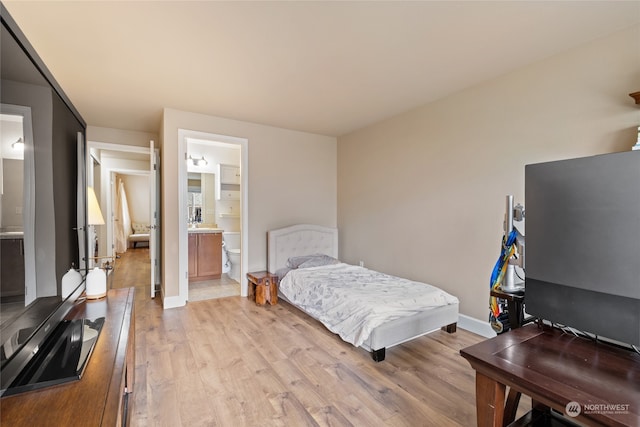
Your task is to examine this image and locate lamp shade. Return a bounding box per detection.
[87,186,105,225]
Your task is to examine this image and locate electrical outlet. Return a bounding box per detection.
[359,260,364,267]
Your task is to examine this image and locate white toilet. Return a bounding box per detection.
[222,232,241,282]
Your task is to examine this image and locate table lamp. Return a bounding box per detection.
[86,187,107,299]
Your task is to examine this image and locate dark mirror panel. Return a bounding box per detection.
[1,4,87,393]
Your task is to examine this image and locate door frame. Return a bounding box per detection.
[177,129,249,303]
[1,104,36,304]
[86,141,159,290]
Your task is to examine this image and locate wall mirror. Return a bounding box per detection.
[187,172,215,226]
[1,105,35,309]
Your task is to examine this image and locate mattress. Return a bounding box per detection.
[279,262,459,347]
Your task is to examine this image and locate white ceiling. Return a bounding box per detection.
[4,1,640,137]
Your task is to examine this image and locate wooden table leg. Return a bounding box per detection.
[255,284,266,305]
[248,281,256,300]
[264,283,271,304]
[475,372,506,427]
[270,279,278,304]
[504,388,522,425]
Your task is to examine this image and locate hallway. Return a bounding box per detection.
[110,248,150,293]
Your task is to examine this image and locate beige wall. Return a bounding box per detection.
[119,174,150,224]
[161,108,337,305]
[338,25,640,323]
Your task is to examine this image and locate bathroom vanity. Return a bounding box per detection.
[188,229,222,281]
[0,234,25,299]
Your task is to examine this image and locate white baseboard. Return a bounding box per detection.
[162,292,186,309]
[458,314,497,338]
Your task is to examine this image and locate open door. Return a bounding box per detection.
[77,132,87,271]
[149,140,160,298]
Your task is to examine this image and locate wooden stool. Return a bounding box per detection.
[247,271,278,305]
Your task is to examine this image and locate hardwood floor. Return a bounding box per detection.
[110,246,240,301]
[111,250,503,426]
[109,247,151,292]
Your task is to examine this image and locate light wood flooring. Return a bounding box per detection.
[111,249,515,426]
[110,247,239,302]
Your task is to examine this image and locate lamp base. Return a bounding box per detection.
[85,267,107,300]
[86,291,107,300]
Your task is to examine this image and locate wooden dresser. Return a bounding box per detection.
[1,287,135,426]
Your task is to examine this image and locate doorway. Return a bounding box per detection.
[86,141,160,298]
[178,129,248,303]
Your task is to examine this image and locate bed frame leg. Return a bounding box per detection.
[371,348,386,362]
[441,323,457,334]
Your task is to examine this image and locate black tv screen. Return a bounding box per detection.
[525,150,640,347]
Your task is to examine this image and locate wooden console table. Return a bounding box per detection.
[1,287,135,426]
[461,323,640,427]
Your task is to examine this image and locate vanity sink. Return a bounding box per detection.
[188,227,223,233]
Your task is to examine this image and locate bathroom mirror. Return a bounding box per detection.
[0,110,31,304]
[187,172,215,225]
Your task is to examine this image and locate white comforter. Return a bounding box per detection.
[279,263,459,347]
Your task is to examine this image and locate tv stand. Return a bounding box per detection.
[461,323,640,426]
[1,288,135,426]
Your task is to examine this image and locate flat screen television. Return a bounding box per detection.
[525,150,640,347]
[1,4,92,395]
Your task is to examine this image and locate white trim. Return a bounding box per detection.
[178,130,188,304]
[88,140,150,155]
[162,292,186,309]
[458,314,497,338]
[86,141,151,262]
[1,104,36,304]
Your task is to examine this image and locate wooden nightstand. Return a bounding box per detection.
[247,271,278,305]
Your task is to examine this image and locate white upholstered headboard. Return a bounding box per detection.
[267,224,338,273]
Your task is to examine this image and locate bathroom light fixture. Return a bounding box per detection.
[11,137,24,151]
[189,155,208,166]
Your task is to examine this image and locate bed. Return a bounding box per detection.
[267,224,459,361]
